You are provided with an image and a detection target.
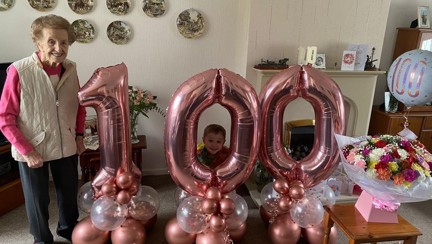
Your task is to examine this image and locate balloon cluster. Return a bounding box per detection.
[166,187,248,243]
[164,69,260,243]
[72,64,160,244]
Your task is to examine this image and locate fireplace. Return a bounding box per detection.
[254,68,386,137]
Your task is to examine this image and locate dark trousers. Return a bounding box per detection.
[18,155,79,243]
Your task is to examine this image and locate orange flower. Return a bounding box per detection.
[393,173,405,185]
[376,168,392,181]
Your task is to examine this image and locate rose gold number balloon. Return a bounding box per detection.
[78,63,141,194]
[164,69,260,196]
[259,65,345,188]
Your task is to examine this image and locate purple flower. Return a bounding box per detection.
[362,148,370,156]
[402,169,419,182]
[380,154,393,163]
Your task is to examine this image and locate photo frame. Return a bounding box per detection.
[418,6,430,28]
[313,54,326,69]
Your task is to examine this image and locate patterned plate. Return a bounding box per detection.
[142,0,166,18]
[176,8,205,39]
[72,19,95,43]
[0,0,14,11]
[68,0,94,14]
[106,0,131,15]
[28,0,56,11]
[107,20,131,45]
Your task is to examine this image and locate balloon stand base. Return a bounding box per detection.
[131,138,139,144]
[354,191,398,223]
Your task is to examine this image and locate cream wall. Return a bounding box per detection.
[0,0,421,175]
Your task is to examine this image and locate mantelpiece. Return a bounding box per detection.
[253,68,386,137]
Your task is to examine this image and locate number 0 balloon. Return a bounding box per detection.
[259,65,345,188]
[164,69,261,196]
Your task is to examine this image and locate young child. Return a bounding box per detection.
[197,124,230,169]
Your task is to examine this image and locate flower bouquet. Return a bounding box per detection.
[335,133,432,221]
[128,85,165,143]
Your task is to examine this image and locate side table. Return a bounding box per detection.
[79,135,147,183]
[323,204,422,244]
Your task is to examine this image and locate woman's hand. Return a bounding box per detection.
[23,150,43,168]
[76,136,86,155]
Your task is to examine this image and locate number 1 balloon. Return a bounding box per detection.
[78,63,141,194]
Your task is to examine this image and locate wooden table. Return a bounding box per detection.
[323,204,422,244]
[79,135,147,182]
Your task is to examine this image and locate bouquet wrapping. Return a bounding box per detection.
[335,133,432,206]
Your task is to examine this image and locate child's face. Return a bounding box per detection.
[203,132,225,155]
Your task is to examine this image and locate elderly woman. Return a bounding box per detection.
[0,15,86,243]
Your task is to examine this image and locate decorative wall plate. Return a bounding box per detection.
[68,0,94,14]
[142,0,166,18]
[176,8,205,39]
[0,0,14,11]
[28,0,56,11]
[106,0,130,15]
[72,19,95,43]
[107,21,131,44]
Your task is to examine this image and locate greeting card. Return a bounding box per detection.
[341,50,356,71]
[348,44,368,70]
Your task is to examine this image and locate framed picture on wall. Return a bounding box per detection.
[418,6,430,28]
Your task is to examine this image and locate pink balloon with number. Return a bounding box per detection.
[259,65,345,188]
[78,63,141,194]
[164,68,260,196]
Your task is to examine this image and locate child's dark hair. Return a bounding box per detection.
[203,124,226,139]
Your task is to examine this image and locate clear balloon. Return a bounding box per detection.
[90,196,127,231]
[307,183,336,206]
[290,195,324,228]
[387,49,432,107]
[175,187,191,207]
[164,69,261,196]
[176,196,207,234]
[259,65,345,188]
[78,181,95,214]
[225,193,248,229]
[128,185,160,222]
[260,182,280,212]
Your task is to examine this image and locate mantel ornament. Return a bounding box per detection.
[254,58,289,70]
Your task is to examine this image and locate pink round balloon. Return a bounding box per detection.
[111,218,146,244]
[268,213,301,244]
[202,198,218,215]
[219,198,235,215]
[228,222,247,242]
[164,69,260,196]
[196,229,226,244]
[209,214,226,233]
[165,218,196,244]
[301,223,338,244]
[78,63,142,195]
[72,216,110,244]
[116,190,131,205]
[259,65,345,188]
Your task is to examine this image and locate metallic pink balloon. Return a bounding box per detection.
[268,213,301,244]
[301,223,338,244]
[259,65,345,188]
[72,216,110,244]
[228,222,247,242]
[165,218,196,244]
[164,69,260,196]
[111,218,146,244]
[78,63,141,195]
[196,229,226,244]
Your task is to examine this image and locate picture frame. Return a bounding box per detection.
[313,54,326,69]
[418,6,430,28]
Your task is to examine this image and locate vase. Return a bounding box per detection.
[130,112,139,144]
